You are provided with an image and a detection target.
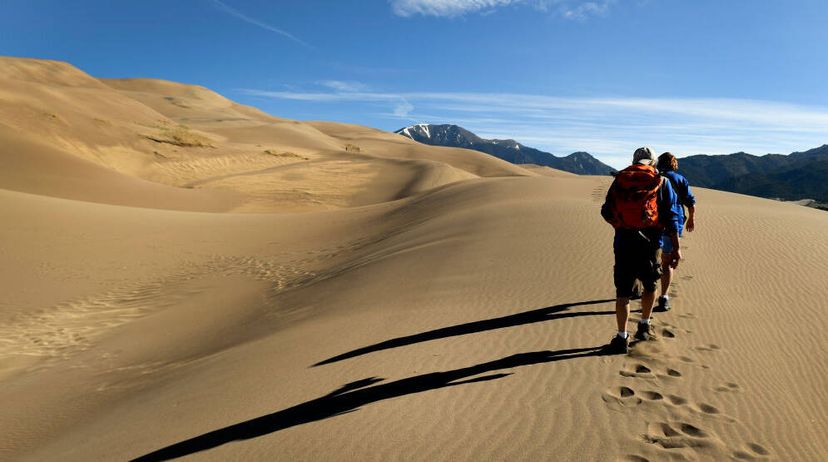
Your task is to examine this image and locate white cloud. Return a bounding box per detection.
[391,0,520,17]
[559,0,614,20]
[317,80,370,92]
[390,0,616,18]
[211,0,312,48]
[242,88,828,169]
[394,99,416,117]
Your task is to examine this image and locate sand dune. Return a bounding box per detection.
[1,57,826,461]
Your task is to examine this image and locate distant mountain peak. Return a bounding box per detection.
[398,123,433,139]
[395,123,614,176]
[679,146,828,202]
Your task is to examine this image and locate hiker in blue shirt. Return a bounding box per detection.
[655,152,697,312]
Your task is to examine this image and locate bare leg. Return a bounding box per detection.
[615,297,631,333]
[641,289,656,320]
[660,251,673,298]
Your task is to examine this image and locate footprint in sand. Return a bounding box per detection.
[602,386,670,408]
[640,390,663,401]
[714,382,741,393]
[636,367,682,380]
[694,344,721,352]
[602,386,643,409]
[748,443,770,456]
[591,185,609,203]
[644,421,713,449]
[621,456,650,462]
[661,328,676,339]
[619,363,655,378]
[733,442,770,459]
[696,402,720,414]
[635,364,652,374]
[664,398,729,420]
[678,423,708,438]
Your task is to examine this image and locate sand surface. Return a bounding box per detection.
[1,57,826,461]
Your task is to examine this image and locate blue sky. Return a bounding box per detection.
[3,0,828,168]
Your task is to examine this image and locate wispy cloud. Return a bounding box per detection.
[558,0,614,20]
[211,0,312,48]
[285,81,418,119]
[242,87,828,168]
[390,0,615,18]
[391,0,519,17]
[394,98,415,117]
[316,80,370,92]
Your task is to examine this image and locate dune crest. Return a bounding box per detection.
[1,57,530,213]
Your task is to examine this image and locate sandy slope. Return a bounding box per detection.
[1,57,826,461]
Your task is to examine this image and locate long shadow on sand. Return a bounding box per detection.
[132,346,607,461]
[313,299,616,367]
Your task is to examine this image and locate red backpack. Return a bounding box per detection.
[602,164,663,229]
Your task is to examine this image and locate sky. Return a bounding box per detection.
[2,0,828,168]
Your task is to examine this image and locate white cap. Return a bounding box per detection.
[633,147,655,165]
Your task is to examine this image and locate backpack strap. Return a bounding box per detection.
[657,175,666,195]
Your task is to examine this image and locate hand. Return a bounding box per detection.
[686,217,695,232]
[670,248,682,269]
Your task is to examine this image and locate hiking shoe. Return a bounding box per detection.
[606,335,629,354]
[655,296,671,312]
[634,322,652,341]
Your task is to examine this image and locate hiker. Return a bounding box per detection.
[655,152,696,312]
[600,147,681,354]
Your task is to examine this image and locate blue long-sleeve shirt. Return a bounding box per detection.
[662,171,696,232]
[657,177,681,234]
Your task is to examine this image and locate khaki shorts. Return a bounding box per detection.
[614,229,663,298]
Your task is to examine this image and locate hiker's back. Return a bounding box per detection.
[663,171,695,207]
[603,164,663,230]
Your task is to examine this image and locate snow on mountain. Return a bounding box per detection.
[395,124,614,175]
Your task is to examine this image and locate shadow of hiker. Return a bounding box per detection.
[314,299,616,367]
[132,346,607,461]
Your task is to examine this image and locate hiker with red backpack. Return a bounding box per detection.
[601,147,681,354]
[655,152,697,312]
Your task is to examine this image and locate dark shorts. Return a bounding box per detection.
[614,229,663,298]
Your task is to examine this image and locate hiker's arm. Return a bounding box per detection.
[686,205,695,232]
[682,177,696,233]
[682,177,697,208]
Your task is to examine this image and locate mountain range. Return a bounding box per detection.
[395,124,615,175]
[396,124,827,205]
[678,145,828,203]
